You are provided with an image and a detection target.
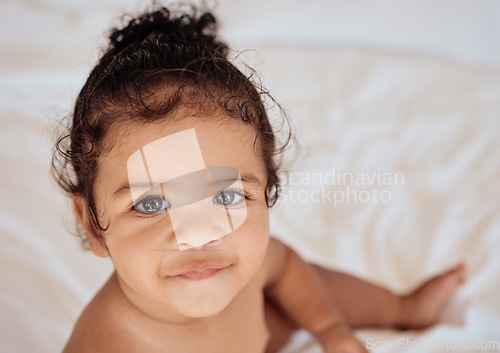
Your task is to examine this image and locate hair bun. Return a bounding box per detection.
[108,7,222,55]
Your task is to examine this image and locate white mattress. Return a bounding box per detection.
[1,1,499,352]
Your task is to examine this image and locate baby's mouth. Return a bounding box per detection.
[177,267,226,280]
[169,262,232,280]
[162,249,233,280]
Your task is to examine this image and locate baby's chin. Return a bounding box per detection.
[161,276,242,319]
[170,287,238,319]
[175,299,231,318]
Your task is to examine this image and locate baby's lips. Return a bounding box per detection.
[166,257,232,278]
[177,267,226,280]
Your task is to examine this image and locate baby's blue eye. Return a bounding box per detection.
[212,190,244,207]
[134,196,170,214]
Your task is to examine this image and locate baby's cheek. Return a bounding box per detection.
[109,213,176,247]
[105,219,172,274]
[237,207,270,266]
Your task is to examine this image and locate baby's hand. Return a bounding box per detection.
[317,323,368,353]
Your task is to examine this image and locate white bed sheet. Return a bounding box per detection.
[1,1,499,352]
[264,48,500,353]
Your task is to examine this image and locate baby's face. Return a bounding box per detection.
[92,109,270,321]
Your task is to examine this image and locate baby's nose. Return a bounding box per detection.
[177,237,223,251]
[169,199,232,251]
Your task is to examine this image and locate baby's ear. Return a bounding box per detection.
[72,196,109,258]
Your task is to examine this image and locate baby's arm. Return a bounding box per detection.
[264,238,367,353]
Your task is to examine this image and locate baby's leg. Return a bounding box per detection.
[264,263,465,353]
[312,263,466,329]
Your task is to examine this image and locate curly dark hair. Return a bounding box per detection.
[51,5,291,246]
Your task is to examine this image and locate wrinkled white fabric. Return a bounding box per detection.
[1,1,499,352]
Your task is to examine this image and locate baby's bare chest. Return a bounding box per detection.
[97,287,270,353]
[177,291,270,353]
[170,292,269,353]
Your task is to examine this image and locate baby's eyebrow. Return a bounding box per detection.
[113,183,152,199]
[240,173,262,185]
[112,172,262,199]
[209,173,263,188]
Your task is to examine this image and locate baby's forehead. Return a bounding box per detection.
[127,128,205,185]
[98,114,266,187]
[103,107,251,149]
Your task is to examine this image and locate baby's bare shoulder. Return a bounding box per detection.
[62,306,110,353]
[62,276,132,353]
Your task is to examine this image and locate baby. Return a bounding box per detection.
[53,6,465,353]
